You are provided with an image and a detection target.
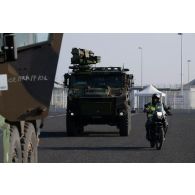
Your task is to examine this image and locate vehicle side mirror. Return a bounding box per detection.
[129,74,134,87]
[2,33,17,61]
[64,73,70,87]
[126,74,134,87]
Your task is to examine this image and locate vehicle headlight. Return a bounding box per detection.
[119,112,124,116]
[157,112,163,118]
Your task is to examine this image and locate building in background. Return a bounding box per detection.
[183,79,195,109]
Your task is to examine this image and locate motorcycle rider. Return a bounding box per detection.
[144,93,170,140]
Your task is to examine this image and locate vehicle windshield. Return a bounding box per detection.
[15,33,49,47]
[70,74,123,88]
[0,33,49,52]
[155,103,164,112]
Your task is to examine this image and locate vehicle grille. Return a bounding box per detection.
[80,99,114,116]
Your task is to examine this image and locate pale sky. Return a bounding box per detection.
[56,33,195,86]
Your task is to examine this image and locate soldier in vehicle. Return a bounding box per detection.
[144,93,171,140]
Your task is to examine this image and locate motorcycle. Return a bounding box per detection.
[147,103,170,150]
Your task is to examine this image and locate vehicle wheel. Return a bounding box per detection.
[119,110,131,136]
[164,126,168,136]
[150,141,155,148]
[9,126,22,163]
[66,117,79,136]
[21,123,38,163]
[78,124,84,134]
[156,127,164,150]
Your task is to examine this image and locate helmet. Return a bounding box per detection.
[152,93,160,104]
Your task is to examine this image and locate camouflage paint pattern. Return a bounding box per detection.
[0,34,63,121]
[0,33,63,162]
[0,115,10,162]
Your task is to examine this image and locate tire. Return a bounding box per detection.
[21,123,38,163]
[149,129,155,148]
[78,124,84,134]
[156,127,164,150]
[9,126,22,163]
[66,117,79,136]
[150,141,155,148]
[164,125,168,136]
[119,110,131,136]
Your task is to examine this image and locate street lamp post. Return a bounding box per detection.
[187,60,191,83]
[138,46,143,87]
[178,33,183,94]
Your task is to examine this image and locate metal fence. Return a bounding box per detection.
[133,89,195,111]
[50,87,195,112]
[50,87,67,112]
[164,89,195,110]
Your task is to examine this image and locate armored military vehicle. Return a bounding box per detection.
[0,33,63,162]
[64,48,134,136]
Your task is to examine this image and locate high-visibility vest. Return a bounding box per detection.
[145,103,160,118]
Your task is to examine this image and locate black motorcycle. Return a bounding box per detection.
[148,103,170,150]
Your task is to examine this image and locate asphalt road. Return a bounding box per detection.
[38,111,195,163]
[0,111,194,163]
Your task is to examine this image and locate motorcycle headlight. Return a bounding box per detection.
[157,112,163,119]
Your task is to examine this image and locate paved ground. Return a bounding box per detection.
[38,111,195,163]
[1,111,194,163]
